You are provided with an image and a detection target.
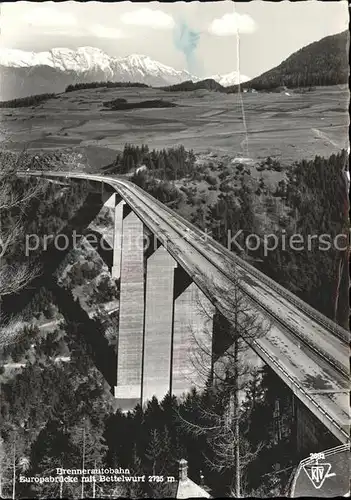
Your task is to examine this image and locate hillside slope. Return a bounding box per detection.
[158,31,349,94]
[160,78,226,93]
[241,30,349,90]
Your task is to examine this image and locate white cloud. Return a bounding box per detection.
[209,12,256,36]
[89,24,126,39]
[0,6,127,40]
[22,7,77,28]
[121,8,175,29]
[0,6,79,38]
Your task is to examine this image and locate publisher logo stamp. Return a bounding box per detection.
[303,453,336,489]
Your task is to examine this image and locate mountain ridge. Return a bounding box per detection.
[0,46,249,100]
[240,30,349,90]
[1,30,347,101]
[158,31,348,95]
[210,71,250,86]
[0,47,193,81]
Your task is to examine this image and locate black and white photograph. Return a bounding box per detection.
[0,0,349,498]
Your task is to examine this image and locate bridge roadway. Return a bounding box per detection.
[22,171,350,445]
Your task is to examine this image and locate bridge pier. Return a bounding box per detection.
[100,182,115,205]
[142,246,177,404]
[172,280,215,398]
[114,209,145,410]
[111,197,125,280]
[293,394,340,458]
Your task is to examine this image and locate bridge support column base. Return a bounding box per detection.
[294,395,340,458]
[114,385,141,411]
[142,246,177,405]
[111,199,125,281]
[111,265,121,280]
[115,211,145,407]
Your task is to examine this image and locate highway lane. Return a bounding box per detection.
[124,178,349,345]
[124,179,348,339]
[115,178,348,376]
[22,171,350,443]
[110,177,349,443]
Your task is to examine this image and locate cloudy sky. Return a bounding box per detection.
[0,1,348,78]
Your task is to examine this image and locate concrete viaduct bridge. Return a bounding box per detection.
[21,171,350,452]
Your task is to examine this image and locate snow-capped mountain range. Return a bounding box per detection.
[0,47,194,84]
[0,46,250,100]
[209,71,250,86]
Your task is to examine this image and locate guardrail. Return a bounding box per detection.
[115,179,348,378]
[126,179,349,345]
[21,170,349,344]
[20,171,350,444]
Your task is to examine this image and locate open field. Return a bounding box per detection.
[0,85,348,170]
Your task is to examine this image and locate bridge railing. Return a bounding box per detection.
[20,170,349,343]
[121,178,349,344]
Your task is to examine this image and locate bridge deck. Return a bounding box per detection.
[23,171,350,444]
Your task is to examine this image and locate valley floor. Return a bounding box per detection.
[0,85,348,170]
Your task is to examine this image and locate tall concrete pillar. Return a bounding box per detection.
[101,187,115,206]
[142,246,177,404]
[115,210,145,410]
[172,282,215,398]
[295,396,339,458]
[111,198,125,280]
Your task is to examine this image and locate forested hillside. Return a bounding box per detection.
[65,81,148,92]
[0,93,56,108]
[160,31,349,93]
[109,144,349,327]
[258,151,349,326]
[241,30,349,90]
[160,78,226,93]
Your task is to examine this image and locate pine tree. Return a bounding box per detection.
[145,429,163,475]
[69,417,108,498]
[0,436,8,498]
[28,419,78,498]
[178,268,271,497]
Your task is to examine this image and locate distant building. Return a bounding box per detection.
[175,459,211,499]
